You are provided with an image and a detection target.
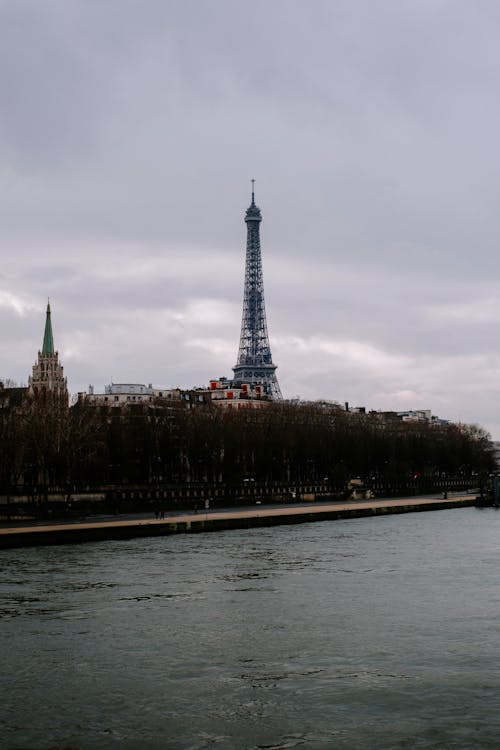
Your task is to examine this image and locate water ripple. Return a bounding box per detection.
[2,508,500,749]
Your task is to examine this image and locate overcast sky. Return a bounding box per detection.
[2,0,500,436]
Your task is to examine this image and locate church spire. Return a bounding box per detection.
[29,301,67,398]
[42,300,54,356]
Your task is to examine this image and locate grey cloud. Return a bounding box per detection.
[2,0,500,436]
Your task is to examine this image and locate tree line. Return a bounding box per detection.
[0,392,495,493]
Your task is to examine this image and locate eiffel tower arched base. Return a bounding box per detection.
[232,365,282,401]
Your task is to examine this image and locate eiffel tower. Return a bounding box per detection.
[232,182,282,399]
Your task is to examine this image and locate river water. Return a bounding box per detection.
[1,507,500,750]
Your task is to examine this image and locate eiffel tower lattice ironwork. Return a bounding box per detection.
[232,182,282,399]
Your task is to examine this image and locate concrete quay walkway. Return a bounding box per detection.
[0,493,477,549]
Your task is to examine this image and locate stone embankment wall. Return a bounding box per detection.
[0,478,475,522]
[0,495,477,549]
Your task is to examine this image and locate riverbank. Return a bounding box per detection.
[0,494,476,549]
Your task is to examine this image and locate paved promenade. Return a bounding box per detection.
[0,493,477,549]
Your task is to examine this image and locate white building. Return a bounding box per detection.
[77,377,272,410]
[79,383,180,406]
[208,377,271,409]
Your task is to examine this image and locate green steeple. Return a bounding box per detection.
[42,301,54,355]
